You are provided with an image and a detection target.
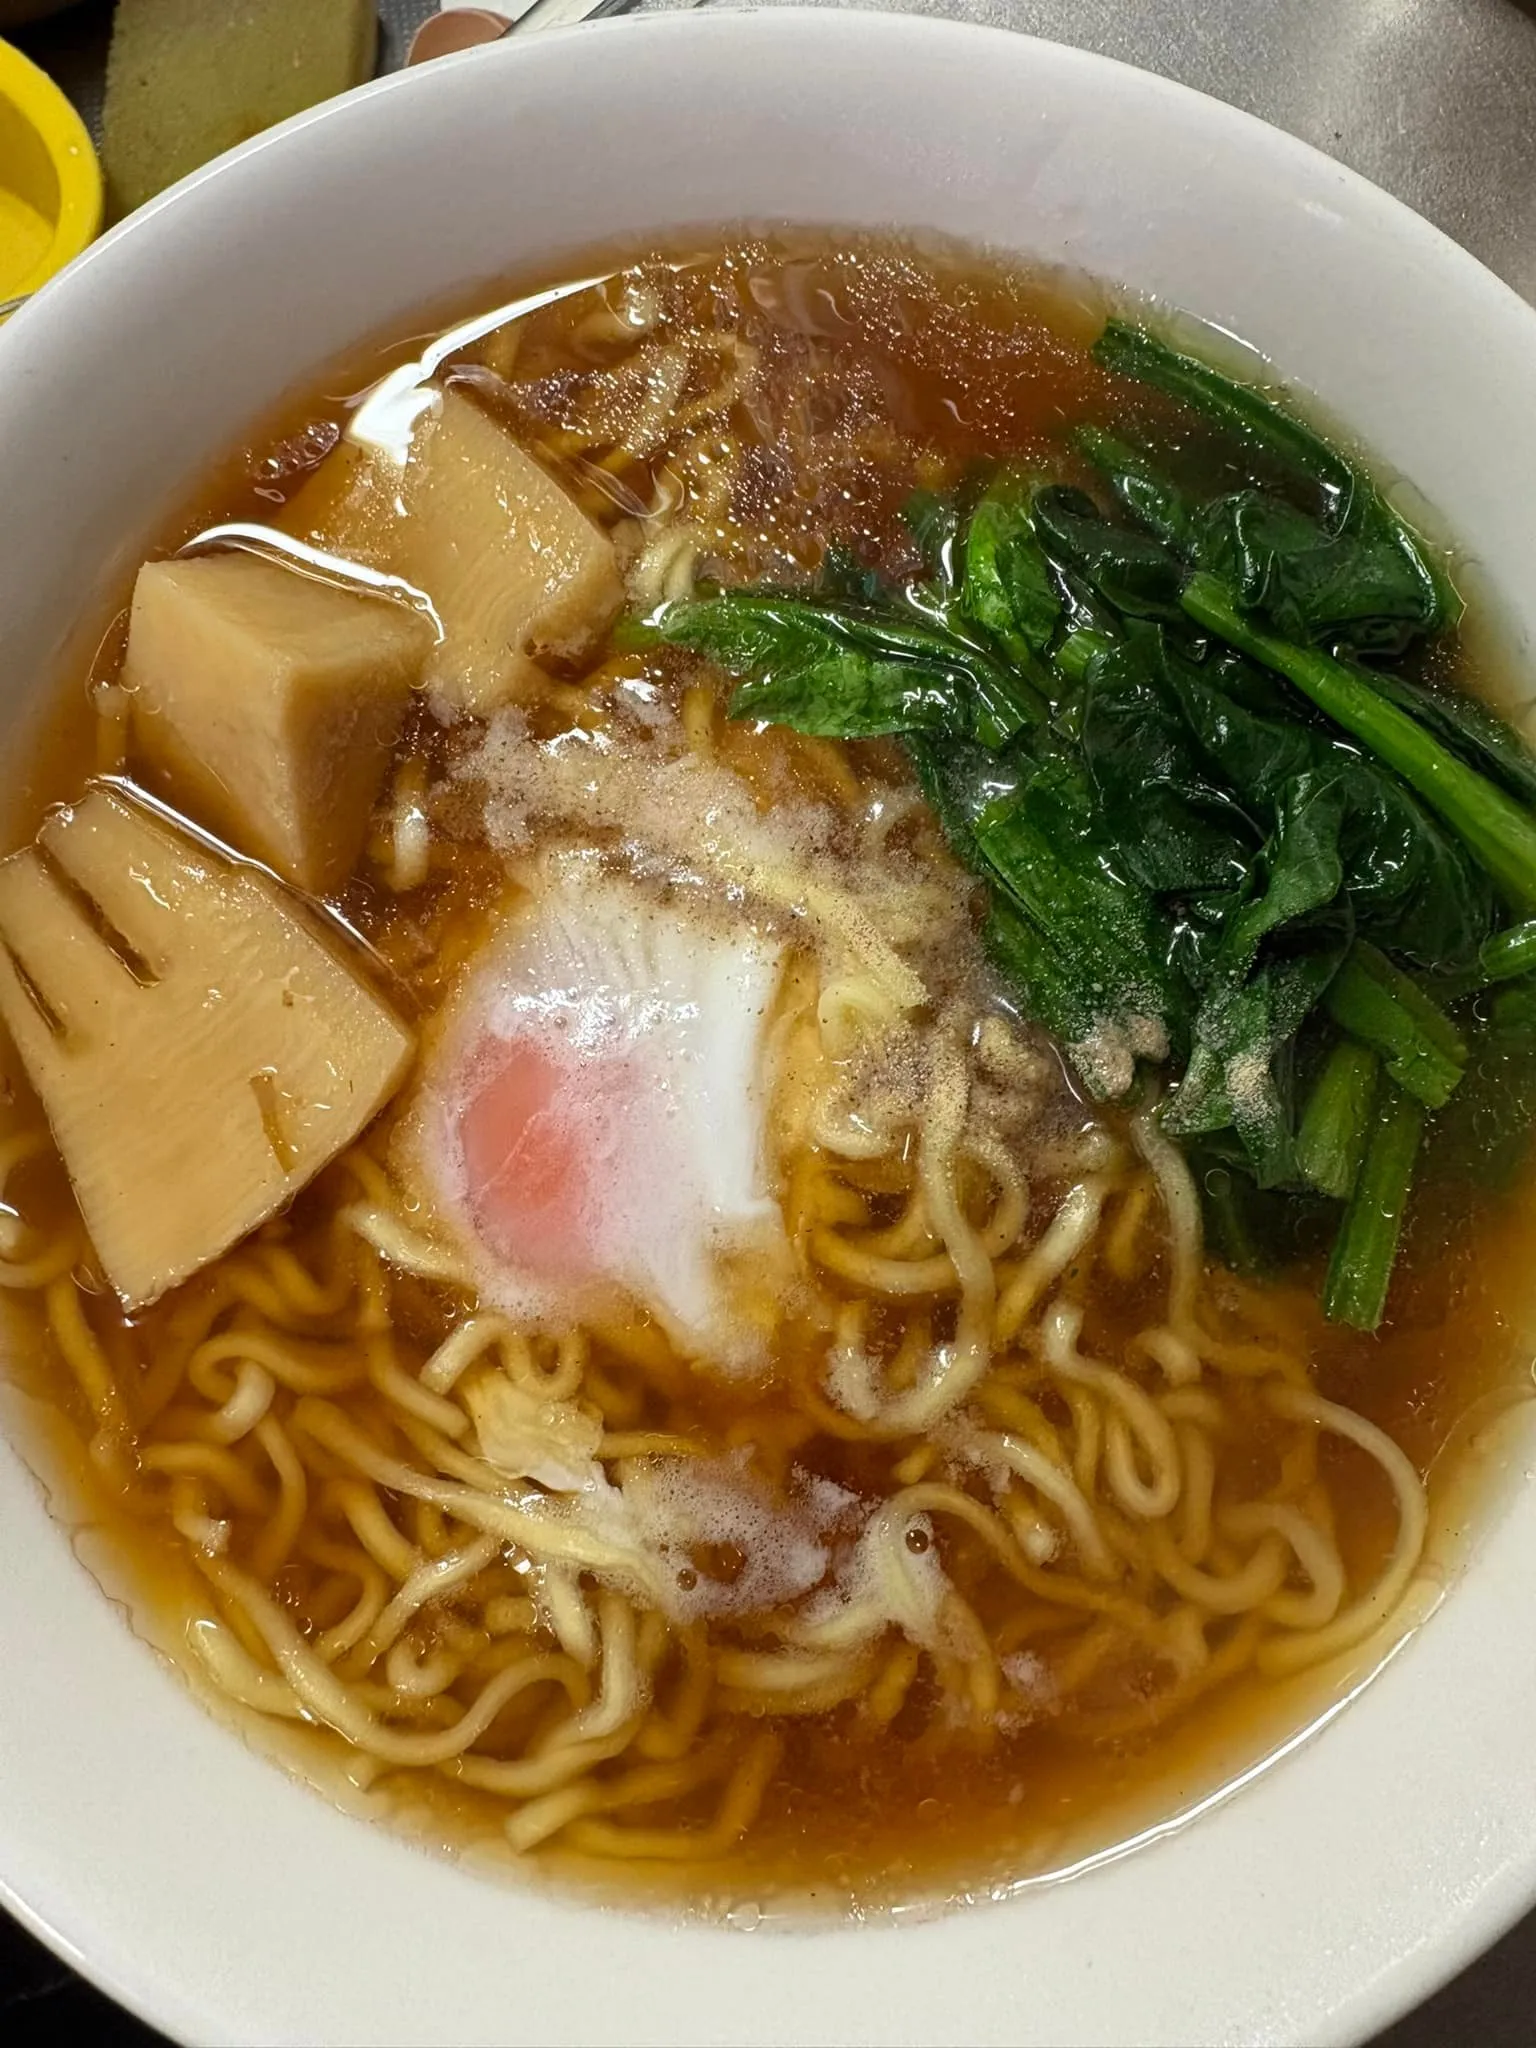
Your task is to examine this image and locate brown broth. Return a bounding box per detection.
[4,233,1536,1916]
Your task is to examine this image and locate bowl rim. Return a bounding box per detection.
[4,12,1536,2043]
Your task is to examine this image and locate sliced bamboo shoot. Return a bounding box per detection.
[125,550,432,894]
[0,786,414,1308]
[282,388,623,714]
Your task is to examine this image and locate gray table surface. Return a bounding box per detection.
[5,1,1536,2042]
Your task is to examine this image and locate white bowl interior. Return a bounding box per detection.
[3,15,1536,2045]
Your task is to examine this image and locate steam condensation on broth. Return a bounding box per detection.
[3,232,1536,1913]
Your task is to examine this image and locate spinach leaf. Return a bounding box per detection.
[1078,424,1447,656]
[957,739,1175,1080]
[959,480,1063,667]
[651,589,1045,748]
[983,893,1136,1078]
[1162,773,1353,1183]
[1207,771,1351,979]
[1194,490,1446,658]
[1072,627,1492,972]
[1030,486,1186,621]
[1093,318,1458,638]
[969,747,1188,1092]
[1334,771,1496,974]
[1165,941,1344,1188]
[1073,426,1198,552]
[905,733,1010,877]
[1157,643,1321,802]
[1074,634,1255,896]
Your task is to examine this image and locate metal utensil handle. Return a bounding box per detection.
[511,0,658,34]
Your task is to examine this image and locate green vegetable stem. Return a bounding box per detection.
[1474,918,1536,986]
[1322,943,1466,1110]
[1322,1078,1425,1331]
[1295,1039,1380,1199]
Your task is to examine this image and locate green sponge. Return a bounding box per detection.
[102,0,379,221]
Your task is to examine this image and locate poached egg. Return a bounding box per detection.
[401,865,789,1364]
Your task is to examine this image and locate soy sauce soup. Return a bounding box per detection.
[4,234,1533,1911]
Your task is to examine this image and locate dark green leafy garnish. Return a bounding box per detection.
[647,589,1045,749]
[1090,319,1459,648]
[637,317,1536,1330]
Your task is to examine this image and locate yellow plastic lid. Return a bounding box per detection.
[0,36,101,315]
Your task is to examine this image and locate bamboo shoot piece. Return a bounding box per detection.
[125,550,432,895]
[282,388,623,715]
[0,787,414,1307]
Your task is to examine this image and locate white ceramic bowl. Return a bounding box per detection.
[3,14,1536,2044]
